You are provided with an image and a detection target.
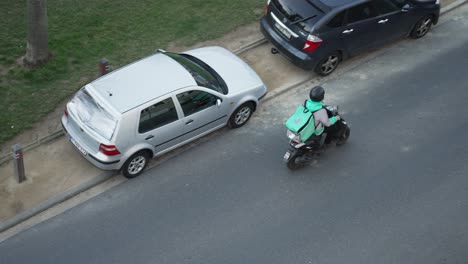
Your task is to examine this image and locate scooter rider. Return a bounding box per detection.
[306,86,341,143]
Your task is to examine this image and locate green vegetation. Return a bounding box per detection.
[0,0,263,144]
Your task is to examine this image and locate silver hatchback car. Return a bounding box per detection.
[62,46,267,178]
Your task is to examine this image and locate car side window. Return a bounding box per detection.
[372,0,399,14]
[346,3,378,24]
[138,98,178,133]
[390,0,407,8]
[327,11,346,28]
[176,90,219,117]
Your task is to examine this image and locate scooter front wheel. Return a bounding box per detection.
[336,126,350,146]
[286,152,304,170]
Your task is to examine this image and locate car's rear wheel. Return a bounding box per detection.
[122,151,150,178]
[410,15,433,39]
[315,52,341,76]
[228,102,254,128]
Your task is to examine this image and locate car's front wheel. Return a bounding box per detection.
[122,151,150,178]
[314,52,341,76]
[410,15,433,39]
[228,102,254,128]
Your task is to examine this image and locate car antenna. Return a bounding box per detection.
[107,91,113,96]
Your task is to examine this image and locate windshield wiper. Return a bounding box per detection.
[291,14,317,25]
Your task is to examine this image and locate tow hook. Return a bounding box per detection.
[271,48,279,54]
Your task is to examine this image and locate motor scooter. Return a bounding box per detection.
[283,105,350,170]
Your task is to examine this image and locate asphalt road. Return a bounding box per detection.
[1,5,468,264]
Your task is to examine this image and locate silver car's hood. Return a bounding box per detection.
[185,46,264,94]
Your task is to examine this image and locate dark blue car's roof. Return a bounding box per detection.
[318,0,361,8]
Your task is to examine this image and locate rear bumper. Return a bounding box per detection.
[433,5,441,25]
[260,17,320,70]
[61,117,121,171]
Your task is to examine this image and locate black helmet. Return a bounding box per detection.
[309,86,325,102]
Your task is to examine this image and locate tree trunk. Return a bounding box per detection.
[24,0,49,67]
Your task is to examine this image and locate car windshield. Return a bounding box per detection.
[164,52,228,94]
[70,88,118,140]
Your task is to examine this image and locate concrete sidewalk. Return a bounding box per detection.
[0,0,465,232]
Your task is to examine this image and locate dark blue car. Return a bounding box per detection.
[261,0,441,75]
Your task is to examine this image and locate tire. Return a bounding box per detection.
[410,16,433,39]
[336,126,350,146]
[314,52,341,76]
[121,151,150,178]
[228,102,255,128]
[286,152,304,170]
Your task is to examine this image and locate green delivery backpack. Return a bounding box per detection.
[285,101,317,141]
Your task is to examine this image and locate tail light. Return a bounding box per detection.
[64,105,69,117]
[303,34,322,52]
[99,144,120,156]
[264,0,271,16]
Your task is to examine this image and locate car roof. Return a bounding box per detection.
[88,52,196,113]
[318,0,363,8]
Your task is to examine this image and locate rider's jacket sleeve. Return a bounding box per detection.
[313,109,336,128]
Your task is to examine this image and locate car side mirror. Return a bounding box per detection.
[216,99,222,107]
[401,4,411,12]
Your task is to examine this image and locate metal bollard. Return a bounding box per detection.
[99,58,110,76]
[12,144,26,183]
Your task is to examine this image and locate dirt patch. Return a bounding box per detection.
[0,100,67,158]
[167,23,262,52]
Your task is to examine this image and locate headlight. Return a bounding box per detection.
[325,105,338,113]
[286,130,301,142]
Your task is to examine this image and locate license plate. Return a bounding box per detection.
[283,152,291,160]
[275,23,291,39]
[70,137,87,156]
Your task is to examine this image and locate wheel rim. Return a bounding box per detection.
[235,107,251,125]
[416,18,432,37]
[128,155,146,175]
[320,55,339,74]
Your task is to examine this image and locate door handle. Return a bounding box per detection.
[342,29,354,34]
[185,120,194,125]
[145,135,154,140]
[378,19,389,24]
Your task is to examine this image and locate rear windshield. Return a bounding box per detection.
[70,88,118,141]
[272,0,326,32]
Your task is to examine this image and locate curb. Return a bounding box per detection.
[0,171,115,233]
[232,38,268,54]
[441,0,467,14]
[1,0,467,234]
